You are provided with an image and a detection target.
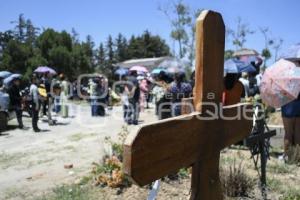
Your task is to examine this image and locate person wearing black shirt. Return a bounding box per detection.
[8,78,23,129]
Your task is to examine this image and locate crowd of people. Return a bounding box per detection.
[0,72,70,132]
[1,58,299,162]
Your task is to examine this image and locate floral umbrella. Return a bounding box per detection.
[260,59,300,108]
[34,66,56,74]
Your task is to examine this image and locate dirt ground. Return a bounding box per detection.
[0,102,156,200]
[0,102,297,200]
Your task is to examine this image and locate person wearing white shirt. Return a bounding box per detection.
[239,72,249,99]
[30,75,40,132]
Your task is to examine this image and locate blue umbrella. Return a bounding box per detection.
[281,43,300,61]
[0,71,12,79]
[224,59,256,74]
[151,68,166,74]
[3,74,22,86]
[115,68,129,76]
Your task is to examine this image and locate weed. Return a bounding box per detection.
[220,161,255,198]
[280,188,300,200]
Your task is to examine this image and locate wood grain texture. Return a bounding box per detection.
[123,104,252,186]
[193,10,225,113]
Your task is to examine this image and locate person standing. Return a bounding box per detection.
[169,72,192,116]
[8,77,23,129]
[88,78,97,116]
[30,75,40,132]
[152,71,171,119]
[127,70,140,125]
[281,95,300,159]
[222,73,244,106]
[239,72,250,99]
[60,74,69,118]
[139,77,149,112]
[97,78,107,116]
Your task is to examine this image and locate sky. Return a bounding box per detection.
[0,0,299,61]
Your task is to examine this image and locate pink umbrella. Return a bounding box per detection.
[260,59,300,108]
[129,66,148,73]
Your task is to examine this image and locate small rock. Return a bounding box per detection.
[64,164,73,169]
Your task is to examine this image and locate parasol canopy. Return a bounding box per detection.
[115,68,129,76]
[129,66,148,73]
[233,48,259,57]
[34,66,56,74]
[239,55,263,66]
[224,59,256,74]
[0,71,12,79]
[151,68,166,74]
[3,74,22,86]
[260,59,300,108]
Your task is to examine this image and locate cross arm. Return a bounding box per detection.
[123,104,253,186]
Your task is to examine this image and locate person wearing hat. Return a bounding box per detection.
[8,77,24,129]
[30,75,40,132]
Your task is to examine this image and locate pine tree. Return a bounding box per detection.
[115,33,128,62]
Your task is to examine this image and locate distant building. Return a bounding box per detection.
[116,57,171,71]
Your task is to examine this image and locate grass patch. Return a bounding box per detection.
[267,177,284,192]
[267,162,295,174]
[37,184,95,200]
[280,188,300,200]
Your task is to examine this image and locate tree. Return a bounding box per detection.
[97,43,105,67]
[48,46,72,75]
[228,17,255,50]
[259,27,275,65]
[104,35,116,79]
[71,28,79,44]
[1,40,31,73]
[11,14,26,42]
[159,0,191,59]
[115,33,128,62]
[25,19,39,46]
[186,8,202,66]
[127,32,170,59]
[224,50,234,60]
[272,38,283,62]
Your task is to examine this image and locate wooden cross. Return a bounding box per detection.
[123,10,253,200]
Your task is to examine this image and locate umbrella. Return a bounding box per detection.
[34,66,56,74]
[233,48,259,57]
[151,68,166,74]
[0,71,12,79]
[224,59,257,74]
[166,66,185,74]
[158,58,187,74]
[281,43,300,61]
[3,74,22,86]
[158,58,187,69]
[239,55,263,66]
[129,66,148,73]
[115,68,128,76]
[260,59,300,108]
